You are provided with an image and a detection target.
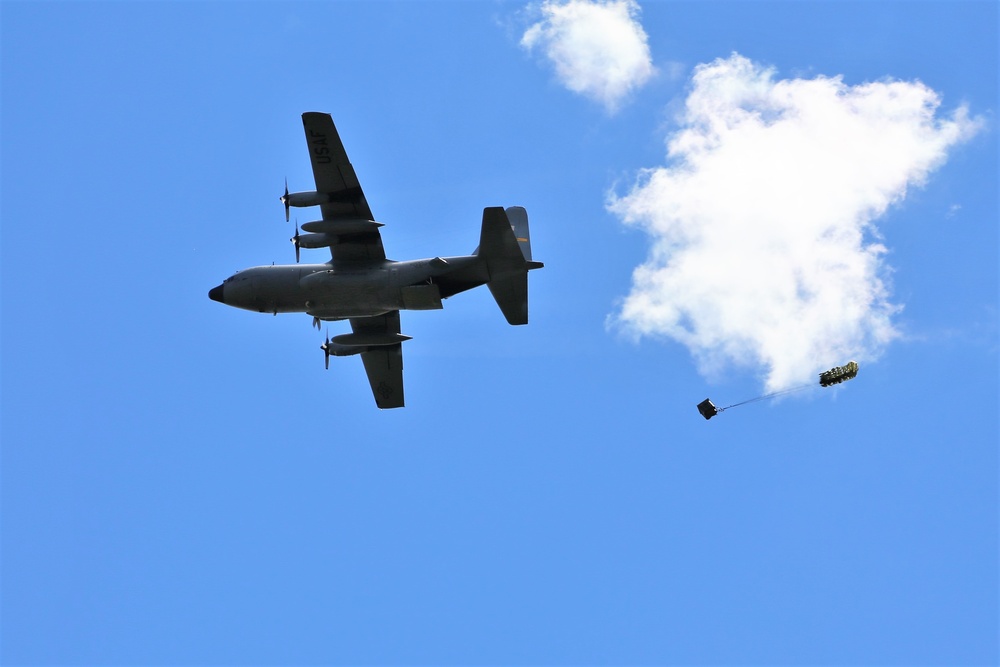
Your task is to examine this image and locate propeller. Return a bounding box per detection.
[320,330,331,370]
[312,316,321,330]
[291,220,301,263]
[281,178,290,222]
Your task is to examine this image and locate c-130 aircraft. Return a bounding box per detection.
[208,112,543,408]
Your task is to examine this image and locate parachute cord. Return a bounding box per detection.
[717,383,813,413]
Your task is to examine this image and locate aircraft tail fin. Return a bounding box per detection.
[478,207,532,325]
[504,206,534,262]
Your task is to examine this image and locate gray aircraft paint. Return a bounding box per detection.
[209,113,542,408]
[212,254,486,320]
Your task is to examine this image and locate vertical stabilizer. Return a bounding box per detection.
[505,206,533,261]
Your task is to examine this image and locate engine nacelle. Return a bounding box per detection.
[301,219,384,234]
[297,233,336,249]
[282,191,329,208]
[325,333,410,358]
[327,342,365,357]
[332,332,412,347]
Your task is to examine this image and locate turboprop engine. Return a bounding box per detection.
[321,331,412,368]
[290,219,385,262]
[281,180,330,222]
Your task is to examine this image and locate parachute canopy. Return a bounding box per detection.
[819,360,859,387]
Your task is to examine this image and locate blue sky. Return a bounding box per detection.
[2,1,996,665]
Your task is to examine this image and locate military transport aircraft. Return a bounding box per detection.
[208,112,543,408]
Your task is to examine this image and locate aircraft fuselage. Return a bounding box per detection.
[209,255,485,320]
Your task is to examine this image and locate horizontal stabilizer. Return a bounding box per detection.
[488,273,528,325]
[479,207,530,325]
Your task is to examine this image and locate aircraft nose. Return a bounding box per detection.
[208,284,225,303]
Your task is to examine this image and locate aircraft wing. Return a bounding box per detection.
[351,311,405,409]
[301,112,385,265]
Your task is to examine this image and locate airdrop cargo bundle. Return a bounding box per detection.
[698,361,860,420]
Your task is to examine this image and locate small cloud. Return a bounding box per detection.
[660,60,687,83]
[608,53,983,391]
[521,0,656,113]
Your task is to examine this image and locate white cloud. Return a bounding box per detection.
[521,0,655,113]
[608,53,983,391]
